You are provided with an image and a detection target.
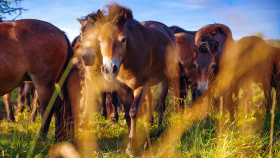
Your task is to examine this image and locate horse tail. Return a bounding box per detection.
[59,35,81,140]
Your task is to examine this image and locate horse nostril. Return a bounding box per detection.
[112,65,118,74]
[196,89,202,97]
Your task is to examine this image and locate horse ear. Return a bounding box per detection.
[212,41,219,52]
[96,9,105,22]
[77,18,85,25]
[117,8,128,26]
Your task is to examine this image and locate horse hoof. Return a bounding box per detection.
[112,115,118,123]
[126,139,139,156]
[126,145,138,156]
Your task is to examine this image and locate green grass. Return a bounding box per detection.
[0,88,280,157]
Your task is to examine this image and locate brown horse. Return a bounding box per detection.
[71,34,119,122]
[0,19,80,140]
[193,23,234,97]
[85,3,179,154]
[169,25,197,36]
[229,36,280,116]
[174,32,197,101]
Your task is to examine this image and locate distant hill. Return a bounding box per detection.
[265,39,280,47]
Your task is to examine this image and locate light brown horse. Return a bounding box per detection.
[193,23,234,97]
[228,36,280,117]
[85,3,179,154]
[0,19,80,140]
[71,34,120,122]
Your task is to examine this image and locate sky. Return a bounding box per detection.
[4,0,280,42]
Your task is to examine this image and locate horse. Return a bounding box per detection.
[229,36,280,117]
[169,25,197,35]
[193,23,235,97]
[71,34,119,122]
[83,3,179,154]
[2,82,39,122]
[0,19,80,140]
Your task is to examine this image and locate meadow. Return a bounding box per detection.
[0,84,280,157]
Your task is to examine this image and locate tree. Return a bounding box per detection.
[0,0,27,22]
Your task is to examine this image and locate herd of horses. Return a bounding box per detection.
[0,2,279,155]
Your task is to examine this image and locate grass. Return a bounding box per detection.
[0,88,280,157]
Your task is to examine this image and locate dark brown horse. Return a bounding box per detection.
[85,3,179,154]
[169,25,197,36]
[0,19,80,140]
[71,34,119,122]
[175,32,197,102]
[193,23,234,97]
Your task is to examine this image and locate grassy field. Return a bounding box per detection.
[0,87,280,157]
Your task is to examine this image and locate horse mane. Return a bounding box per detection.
[198,42,211,54]
[80,12,98,33]
[196,23,232,42]
[104,2,133,27]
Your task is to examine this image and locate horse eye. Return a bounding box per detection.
[193,62,197,69]
[211,63,216,69]
[121,36,127,43]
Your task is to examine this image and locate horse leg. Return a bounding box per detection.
[127,85,148,155]
[146,87,153,124]
[65,68,81,137]
[31,90,38,122]
[3,93,15,122]
[117,85,133,130]
[156,80,168,137]
[37,85,55,138]
[16,84,24,114]
[111,91,119,122]
[100,92,107,119]
[80,77,98,129]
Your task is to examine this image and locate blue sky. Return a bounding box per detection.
[4,0,280,41]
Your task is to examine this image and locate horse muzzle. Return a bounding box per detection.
[101,63,119,82]
[82,53,95,66]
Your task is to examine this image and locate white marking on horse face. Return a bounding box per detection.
[197,80,209,92]
[103,56,119,68]
[205,81,209,90]
[84,41,92,48]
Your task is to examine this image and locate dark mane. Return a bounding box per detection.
[104,3,133,27]
[80,12,98,33]
[198,42,211,54]
[196,23,232,42]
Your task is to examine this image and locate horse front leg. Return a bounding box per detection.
[126,85,148,155]
[156,80,168,137]
[111,91,119,122]
[100,92,107,119]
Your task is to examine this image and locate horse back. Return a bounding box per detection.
[0,19,69,95]
[141,21,176,44]
[169,25,197,36]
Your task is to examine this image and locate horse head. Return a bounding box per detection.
[77,10,104,66]
[193,41,219,97]
[96,4,132,82]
